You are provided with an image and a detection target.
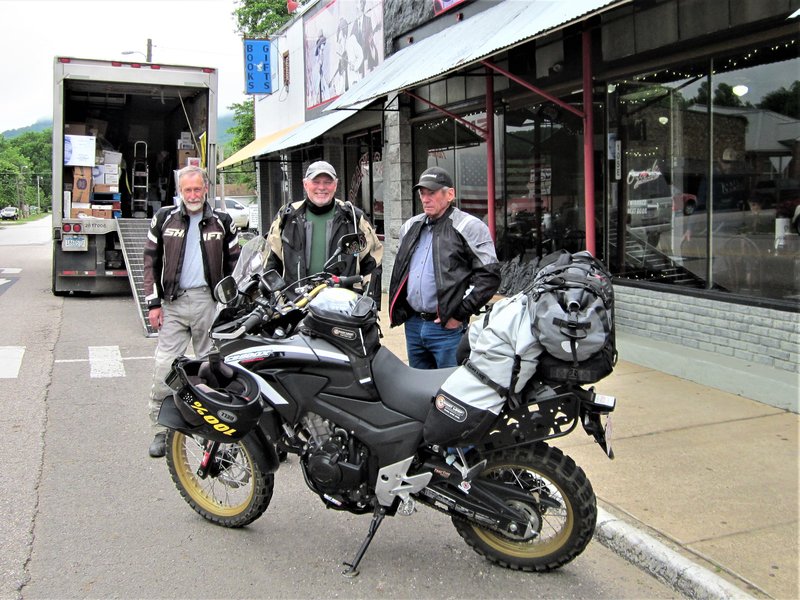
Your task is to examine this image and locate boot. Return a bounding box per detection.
[149,432,167,458]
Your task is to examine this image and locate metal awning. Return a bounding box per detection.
[259,100,371,154]
[326,0,626,111]
[217,124,301,169]
[219,100,370,170]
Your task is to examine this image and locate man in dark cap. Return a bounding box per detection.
[389,166,500,368]
[264,160,383,304]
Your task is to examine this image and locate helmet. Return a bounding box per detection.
[169,356,263,442]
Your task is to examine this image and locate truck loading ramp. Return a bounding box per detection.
[116,218,157,337]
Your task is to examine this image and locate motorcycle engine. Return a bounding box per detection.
[300,413,370,512]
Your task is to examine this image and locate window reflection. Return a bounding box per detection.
[608,40,799,306]
[501,104,585,260]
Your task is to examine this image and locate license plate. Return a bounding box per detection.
[603,415,614,458]
[62,234,88,251]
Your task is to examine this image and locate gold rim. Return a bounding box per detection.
[473,464,574,558]
[171,433,256,517]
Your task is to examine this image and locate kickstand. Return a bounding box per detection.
[342,505,386,577]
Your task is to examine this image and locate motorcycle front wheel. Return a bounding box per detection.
[165,431,274,528]
[453,443,596,572]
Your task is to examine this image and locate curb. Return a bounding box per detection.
[595,508,756,600]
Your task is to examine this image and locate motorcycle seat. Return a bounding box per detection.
[371,347,456,422]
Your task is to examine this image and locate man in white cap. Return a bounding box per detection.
[264,160,383,304]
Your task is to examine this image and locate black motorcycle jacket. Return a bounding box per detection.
[389,205,501,326]
[143,202,241,308]
[264,198,383,307]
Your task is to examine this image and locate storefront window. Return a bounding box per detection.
[412,112,493,219]
[501,102,584,260]
[607,39,799,307]
[344,129,383,235]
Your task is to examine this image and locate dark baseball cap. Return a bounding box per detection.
[305,160,337,179]
[413,166,453,191]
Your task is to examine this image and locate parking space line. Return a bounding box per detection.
[88,346,126,378]
[0,346,25,378]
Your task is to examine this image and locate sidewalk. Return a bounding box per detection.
[376,305,799,600]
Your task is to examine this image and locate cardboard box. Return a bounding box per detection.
[92,165,106,184]
[86,118,108,137]
[65,123,87,135]
[93,184,119,193]
[64,135,96,167]
[104,163,119,175]
[92,208,113,219]
[102,150,122,165]
[178,149,197,166]
[180,131,193,142]
[104,173,120,185]
[72,167,92,203]
[177,140,194,150]
[63,191,72,218]
[70,204,92,218]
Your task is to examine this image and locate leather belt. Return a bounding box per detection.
[414,311,438,322]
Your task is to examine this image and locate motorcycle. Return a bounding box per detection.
[157,233,616,576]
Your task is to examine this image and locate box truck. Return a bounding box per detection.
[51,56,218,296]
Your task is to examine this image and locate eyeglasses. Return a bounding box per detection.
[181,187,206,195]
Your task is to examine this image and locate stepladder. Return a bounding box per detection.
[132,141,149,218]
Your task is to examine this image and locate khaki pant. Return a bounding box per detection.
[148,287,216,431]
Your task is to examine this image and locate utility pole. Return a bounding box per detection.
[146,38,152,62]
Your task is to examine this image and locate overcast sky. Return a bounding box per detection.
[0,0,248,133]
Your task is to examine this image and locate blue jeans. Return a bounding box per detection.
[404,315,465,369]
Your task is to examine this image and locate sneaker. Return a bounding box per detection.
[148,432,167,458]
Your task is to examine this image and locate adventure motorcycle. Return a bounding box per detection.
[157,234,616,576]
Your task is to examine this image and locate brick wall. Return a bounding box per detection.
[615,284,800,374]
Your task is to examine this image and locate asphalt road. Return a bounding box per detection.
[0,217,676,599]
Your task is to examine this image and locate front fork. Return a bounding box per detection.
[196,440,220,478]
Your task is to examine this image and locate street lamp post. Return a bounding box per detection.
[122,38,153,62]
[17,166,27,214]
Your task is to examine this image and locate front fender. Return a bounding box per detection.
[157,396,282,473]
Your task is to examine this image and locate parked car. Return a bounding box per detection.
[214,197,250,230]
[671,186,698,216]
[1,206,19,220]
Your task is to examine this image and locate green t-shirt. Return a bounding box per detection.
[306,204,334,274]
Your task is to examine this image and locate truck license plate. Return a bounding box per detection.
[62,234,88,251]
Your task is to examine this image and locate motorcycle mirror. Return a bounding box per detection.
[214,276,238,304]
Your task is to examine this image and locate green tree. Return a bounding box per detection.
[228,98,256,151]
[758,81,800,119]
[692,81,748,108]
[223,0,294,191]
[0,131,51,213]
[233,0,294,37]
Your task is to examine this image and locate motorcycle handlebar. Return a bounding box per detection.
[328,274,363,288]
[210,307,263,340]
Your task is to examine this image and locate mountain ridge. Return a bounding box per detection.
[2,113,236,144]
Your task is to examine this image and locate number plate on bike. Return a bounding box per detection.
[603,414,613,458]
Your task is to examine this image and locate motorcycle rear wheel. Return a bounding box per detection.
[452,443,596,572]
[166,431,274,528]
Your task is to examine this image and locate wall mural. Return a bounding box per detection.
[304,0,384,109]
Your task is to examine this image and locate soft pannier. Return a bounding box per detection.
[529,250,615,384]
[423,250,616,446]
